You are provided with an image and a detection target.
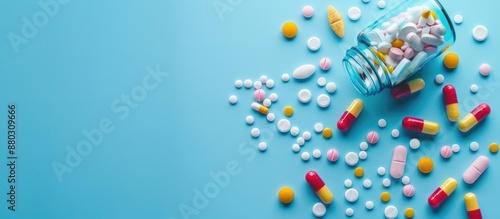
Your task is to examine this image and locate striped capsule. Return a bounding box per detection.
[402,116,440,135]
[464,193,482,219]
[390,78,425,99]
[458,103,490,132]
[305,171,334,204]
[337,99,364,132]
[443,85,460,122]
[428,178,458,208]
[251,102,269,115]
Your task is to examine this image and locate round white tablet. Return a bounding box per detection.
[378,119,387,128]
[470,141,479,152]
[253,81,262,89]
[385,206,398,219]
[266,79,275,88]
[290,126,300,136]
[297,137,305,146]
[229,95,238,104]
[312,203,326,217]
[292,144,300,152]
[298,89,312,103]
[317,77,327,87]
[377,0,386,9]
[317,94,331,108]
[402,176,410,185]
[345,152,359,166]
[410,138,420,150]
[346,208,354,217]
[277,119,291,133]
[244,79,252,88]
[348,7,361,21]
[435,74,445,84]
[360,142,368,151]
[473,25,488,41]
[313,149,322,159]
[281,73,290,82]
[363,179,372,188]
[258,142,267,151]
[234,80,243,88]
[345,188,359,202]
[251,128,260,138]
[262,98,271,107]
[303,131,312,141]
[383,178,391,187]
[246,115,254,124]
[359,151,368,160]
[269,93,278,102]
[326,82,337,93]
[266,113,275,122]
[301,152,311,161]
[259,75,267,84]
[452,144,461,153]
[453,14,463,24]
[470,84,478,93]
[314,123,324,132]
[344,179,353,188]
[307,37,321,51]
[366,201,374,210]
[378,167,386,176]
[391,129,400,138]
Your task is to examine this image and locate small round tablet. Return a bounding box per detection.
[262,98,271,107]
[266,113,275,122]
[246,116,254,124]
[317,77,327,87]
[363,179,372,188]
[366,201,374,210]
[258,142,267,151]
[312,203,326,217]
[266,79,275,89]
[244,79,252,88]
[348,7,361,21]
[229,95,238,104]
[383,178,391,187]
[378,167,386,176]
[254,81,262,89]
[235,80,243,88]
[470,84,478,93]
[345,188,359,202]
[298,89,312,103]
[452,144,461,153]
[327,149,339,162]
[317,94,331,108]
[403,184,415,198]
[346,208,354,217]
[473,25,488,41]
[281,73,290,82]
[385,206,398,219]
[441,145,452,158]
[366,131,379,144]
[359,151,368,160]
[303,131,312,141]
[301,152,310,161]
[402,176,410,185]
[378,119,387,128]
[391,129,400,138]
[313,149,322,159]
[290,126,300,136]
[259,75,267,84]
[344,179,353,188]
[453,14,463,24]
[470,141,479,152]
[435,74,444,84]
[314,123,324,132]
[345,152,359,166]
[302,5,314,18]
[479,63,491,76]
[269,93,279,102]
[326,82,337,93]
[360,142,368,151]
[307,37,321,51]
[277,119,291,133]
[251,128,260,138]
[319,58,331,71]
[297,137,305,146]
[292,144,300,152]
[377,0,386,9]
[410,138,420,150]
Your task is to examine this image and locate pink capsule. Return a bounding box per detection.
[463,156,489,184]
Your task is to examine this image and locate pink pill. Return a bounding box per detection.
[440,146,452,159]
[463,156,489,184]
[327,149,339,162]
[403,184,415,197]
[389,47,404,61]
[479,63,491,76]
[253,89,266,101]
[366,131,379,144]
[404,47,415,59]
[390,145,407,179]
[319,57,332,71]
[424,45,437,54]
[302,5,314,18]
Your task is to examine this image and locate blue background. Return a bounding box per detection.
[0,0,498,218]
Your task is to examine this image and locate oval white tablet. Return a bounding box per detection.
[293,64,316,79]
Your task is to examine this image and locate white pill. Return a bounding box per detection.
[398,23,417,41]
[430,24,446,36]
[314,123,324,132]
[345,188,359,202]
[269,93,278,102]
[266,79,275,88]
[409,138,420,149]
[253,81,262,89]
[266,113,275,122]
[421,34,444,46]
[378,119,387,128]
[251,128,260,138]
[421,26,430,35]
[384,206,398,219]
[402,176,410,185]
[391,129,400,138]
[246,116,255,125]
[407,32,424,51]
[344,179,353,188]
[235,80,243,88]
[377,0,386,9]
[366,201,374,210]
[290,126,299,136]
[312,203,326,217]
[473,25,488,41]
[303,131,312,141]
[435,74,445,84]
[378,41,391,54]
[326,82,337,93]
[259,75,267,84]
[229,95,238,104]
[313,149,322,159]
[470,141,479,151]
[359,151,368,160]
[262,98,271,107]
[381,22,391,29]
[317,94,331,108]
[378,167,386,176]
[293,64,316,79]
[301,152,311,161]
[317,77,327,87]
[277,119,291,133]
[346,208,354,217]
[470,84,478,93]
[383,178,391,187]
[452,144,461,153]
[281,73,290,82]
[307,37,321,51]
[292,144,300,152]
[363,179,372,188]
[298,89,312,103]
[453,14,463,24]
[348,7,361,21]
[345,152,359,166]
[360,142,368,151]
[297,137,305,146]
[258,142,267,151]
[244,79,252,88]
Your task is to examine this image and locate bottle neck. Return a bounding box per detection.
[343,44,391,96]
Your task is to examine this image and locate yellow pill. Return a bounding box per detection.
[404,208,415,218]
[388,65,394,73]
[443,53,459,69]
[354,167,364,178]
[278,187,294,204]
[380,192,391,202]
[322,128,333,139]
[284,106,294,117]
[418,157,434,174]
[392,39,404,48]
[282,22,298,39]
[490,143,499,153]
[430,11,437,20]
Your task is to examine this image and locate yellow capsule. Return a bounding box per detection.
[458,104,490,132]
[430,11,437,20]
[441,178,458,195]
[251,102,268,114]
[464,193,480,212]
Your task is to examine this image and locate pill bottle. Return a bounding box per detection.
[342,0,455,96]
